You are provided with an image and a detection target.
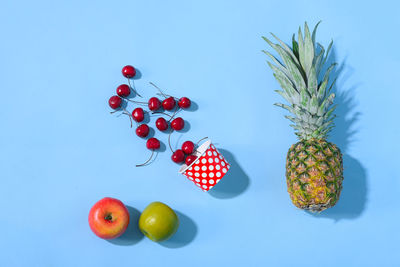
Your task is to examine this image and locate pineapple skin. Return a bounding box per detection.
[286,138,343,212]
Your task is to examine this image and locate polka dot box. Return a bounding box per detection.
[179,140,230,191]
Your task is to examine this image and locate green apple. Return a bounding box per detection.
[139,202,179,242]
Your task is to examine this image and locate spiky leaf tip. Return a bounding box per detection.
[263,21,337,140]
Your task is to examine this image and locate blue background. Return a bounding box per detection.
[1,0,399,266]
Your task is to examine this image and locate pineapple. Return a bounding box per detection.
[262,22,343,212]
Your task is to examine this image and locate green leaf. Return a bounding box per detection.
[324,105,337,120]
[317,79,328,102]
[275,90,292,103]
[303,22,314,77]
[267,61,296,93]
[319,119,335,132]
[321,40,333,68]
[273,44,306,92]
[293,104,312,119]
[274,103,293,113]
[308,66,318,95]
[262,50,283,67]
[263,51,292,80]
[300,88,310,107]
[263,37,303,86]
[284,115,297,124]
[311,21,321,46]
[270,32,300,65]
[298,27,305,74]
[318,93,335,114]
[314,43,325,75]
[316,116,324,125]
[273,72,297,95]
[322,63,337,84]
[308,95,319,114]
[327,77,337,94]
[292,34,299,60]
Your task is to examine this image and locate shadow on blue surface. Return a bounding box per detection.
[131,68,142,80]
[186,100,198,112]
[107,206,144,246]
[311,154,367,221]
[309,49,368,221]
[208,149,250,199]
[180,119,191,133]
[126,67,142,98]
[160,211,197,248]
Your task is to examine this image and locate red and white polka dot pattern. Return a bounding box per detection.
[180,141,230,192]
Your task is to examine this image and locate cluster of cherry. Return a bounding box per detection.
[108,65,202,167]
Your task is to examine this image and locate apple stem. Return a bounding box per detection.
[104,214,113,221]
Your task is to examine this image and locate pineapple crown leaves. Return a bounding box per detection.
[262,21,337,140]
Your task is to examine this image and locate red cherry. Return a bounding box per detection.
[146,138,160,150]
[122,65,136,78]
[185,155,197,165]
[109,95,122,109]
[162,97,176,110]
[171,117,184,131]
[182,141,195,154]
[178,97,191,109]
[132,108,145,122]
[171,149,185,163]
[156,117,168,131]
[116,84,130,97]
[148,97,161,111]
[136,124,149,138]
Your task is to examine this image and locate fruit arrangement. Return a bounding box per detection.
[108,65,202,167]
[108,65,231,191]
[263,22,344,212]
[89,197,179,242]
[90,65,233,243]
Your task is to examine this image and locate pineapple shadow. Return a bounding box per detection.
[208,149,250,199]
[310,49,368,221]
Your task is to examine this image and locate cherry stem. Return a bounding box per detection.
[151,105,180,122]
[128,79,142,98]
[168,128,174,153]
[122,108,133,128]
[196,136,208,147]
[156,93,179,101]
[136,150,155,167]
[168,104,180,122]
[149,82,168,98]
[123,98,147,105]
[152,111,173,118]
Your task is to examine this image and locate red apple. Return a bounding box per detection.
[88,197,130,239]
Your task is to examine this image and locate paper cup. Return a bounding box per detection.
[179,140,230,191]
